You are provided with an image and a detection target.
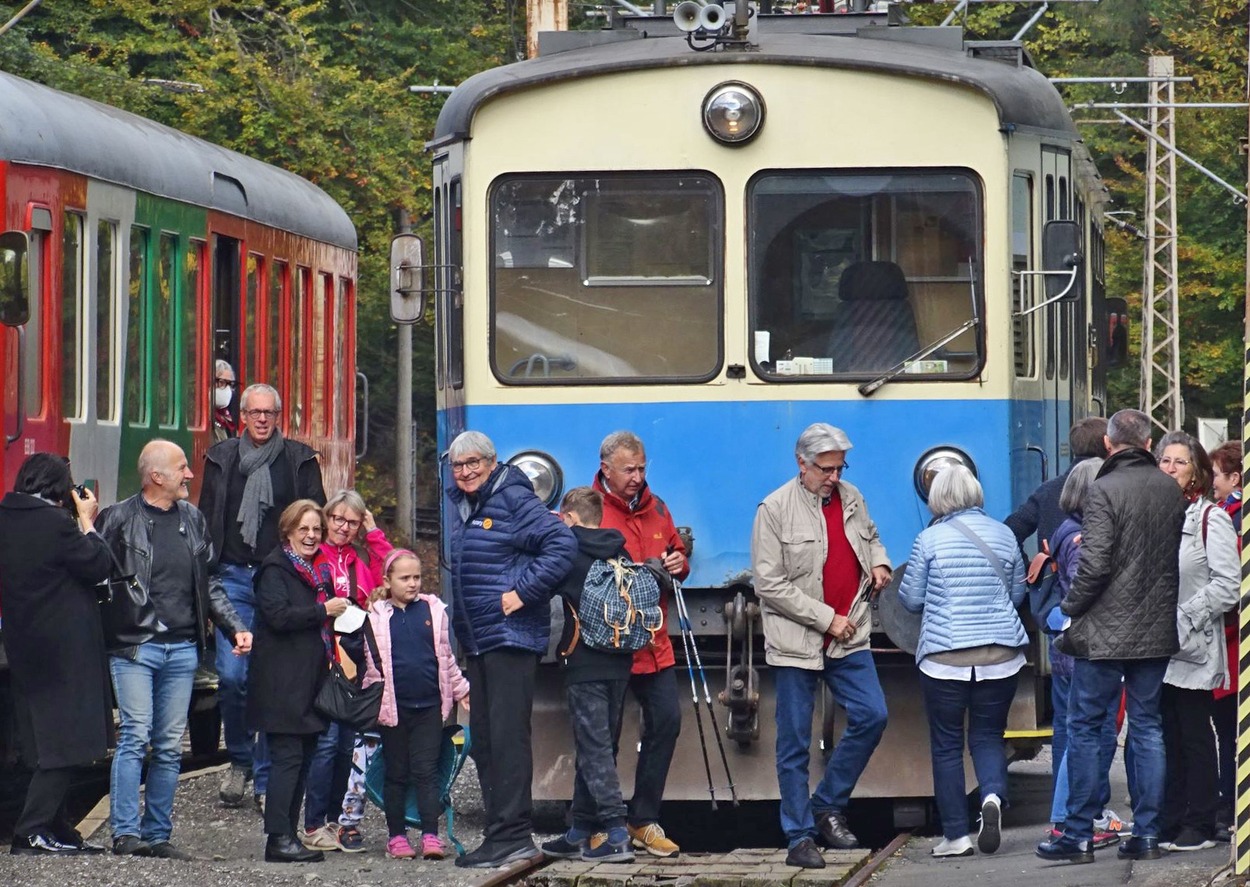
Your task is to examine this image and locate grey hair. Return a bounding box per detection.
[240,382,282,412]
[928,464,984,517]
[324,489,368,520]
[449,430,496,462]
[215,359,235,378]
[1059,457,1104,515]
[138,438,178,486]
[795,423,853,464]
[1107,409,1151,450]
[600,430,645,462]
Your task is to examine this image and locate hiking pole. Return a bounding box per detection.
[673,580,739,807]
[673,586,719,810]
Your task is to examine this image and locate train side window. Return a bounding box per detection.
[448,177,463,390]
[268,261,285,400]
[126,225,148,425]
[1044,174,1055,222]
[334,275,350,438]
[1012,174,1036,378]
[1059,177,1070,221]
[24,227,45,418]
[183,240,205,430]
[490,173,722,383]
[245,254,263,386]
[312,272,329,436]
[97,219,118,423]
[62,212,84,420]
[155,233,176,427]
[289,267,308,434]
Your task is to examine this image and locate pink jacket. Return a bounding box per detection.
[361,594,469,725]
[319,529,393,607]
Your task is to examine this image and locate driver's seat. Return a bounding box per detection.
[827,261,920,373]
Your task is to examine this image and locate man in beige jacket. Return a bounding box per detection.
[752,423,892,869]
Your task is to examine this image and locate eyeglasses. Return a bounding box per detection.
[329,513,362,530]
[214,378,238,389]
[451,457,485,474]
[811,461,849,477]
[243,408,280,420]
[1159,457,1191,468]
[296,526,322,537]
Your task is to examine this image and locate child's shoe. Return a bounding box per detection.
[386,835,417,859]
[582,827,635,862]
[421,834,447,860]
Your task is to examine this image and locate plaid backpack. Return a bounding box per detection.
[576,557,664,652]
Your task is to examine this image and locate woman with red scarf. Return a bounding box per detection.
[213,359,239,442]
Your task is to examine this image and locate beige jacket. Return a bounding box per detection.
[751,476,890,669]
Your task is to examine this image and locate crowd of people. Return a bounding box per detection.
[0,403,1242,870]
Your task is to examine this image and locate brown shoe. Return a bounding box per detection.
[627,823,679,858]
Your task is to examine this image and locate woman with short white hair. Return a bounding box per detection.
[899,465,1027,858]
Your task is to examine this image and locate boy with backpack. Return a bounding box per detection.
[540,487,665,863]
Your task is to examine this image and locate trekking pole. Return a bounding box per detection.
[674,580,739,807]
[673,586,718,810]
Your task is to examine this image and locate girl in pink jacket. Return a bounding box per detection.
[363,549,469,861]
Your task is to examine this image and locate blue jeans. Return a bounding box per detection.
[1049,670,1119,826]
[216,563,269,793]
[109,640,199,842]
[774,651,888,847]
[304,721,356,829]
[920,672,1016,840]
[1066,657,1167,842]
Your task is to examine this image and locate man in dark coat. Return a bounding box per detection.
[1036,409,1187,865]
[1005,416,1108,550]
[0,452,113,855]
[197,382,326,808]
[445,430,576,869]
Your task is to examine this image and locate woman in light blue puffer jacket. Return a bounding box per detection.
[899,465,1027,860]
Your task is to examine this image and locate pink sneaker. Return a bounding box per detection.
[421,834,447,860]
[386,835,417,859]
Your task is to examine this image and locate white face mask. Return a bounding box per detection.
[214,387,233,410]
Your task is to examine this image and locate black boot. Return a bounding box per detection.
[265,833,324,863]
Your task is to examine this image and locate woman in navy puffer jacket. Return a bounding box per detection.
[900,465,1026,860]
[444,431,576,869]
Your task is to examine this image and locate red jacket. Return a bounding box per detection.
[593,474,690,674]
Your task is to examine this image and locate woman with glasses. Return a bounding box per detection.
[1153,432,1238,852]
[247,499,350,863]
[212,359,239,443]
[298,490,394,854]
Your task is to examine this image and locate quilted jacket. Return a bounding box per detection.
[898,508,1027,664]
[445,463,576,656]
[361,594,470,725]
[1060,447,1187,660]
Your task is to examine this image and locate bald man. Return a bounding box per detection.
[96,440,252,860]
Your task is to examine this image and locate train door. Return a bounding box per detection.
[212,235,242,382]
[1041,147,1073,470]
[1010,171,1046,511]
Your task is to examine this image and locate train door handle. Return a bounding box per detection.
[5,325,25,446]
[355,371,369,460]
[1026,444,1048,482]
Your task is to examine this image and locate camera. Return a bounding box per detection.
[72,484,88,500]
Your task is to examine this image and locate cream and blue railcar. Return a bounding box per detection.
[422,13,1110,812]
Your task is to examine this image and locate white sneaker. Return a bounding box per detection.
[977,794,1002,854]
[299,824,343,852]
[932,836,974,858]
[1095,808,1129,833]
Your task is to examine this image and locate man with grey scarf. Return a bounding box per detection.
[199,383,326,810]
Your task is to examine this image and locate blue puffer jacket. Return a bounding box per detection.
[446,463,576,656]
[899,507,1027,664]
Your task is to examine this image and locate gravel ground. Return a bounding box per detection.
[0,758,565,887]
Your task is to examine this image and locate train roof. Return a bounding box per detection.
[433,25,1078,147]
[0,70,356,251]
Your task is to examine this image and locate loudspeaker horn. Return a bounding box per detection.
[673,1,703,32]
[699,3,727,31]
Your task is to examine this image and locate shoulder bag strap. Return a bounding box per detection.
[362,615,384,679]
[949,517,1013,594]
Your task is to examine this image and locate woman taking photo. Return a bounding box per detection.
[1154,431,1238,852]
[899,465,1027,859]
[0,453,113,855]
[247,499,350,863]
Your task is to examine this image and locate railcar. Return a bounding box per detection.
[417,8,1115,819]
[0,70,358,765]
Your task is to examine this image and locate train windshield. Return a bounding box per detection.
[490,174,722,383]
[748,171,982,381]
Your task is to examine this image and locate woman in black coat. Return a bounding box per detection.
[246,499,349,863]
[0,453,113,855]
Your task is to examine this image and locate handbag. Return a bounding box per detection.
[98,542,165,649]
[1025,544,1063,629]
[314,617,384,731]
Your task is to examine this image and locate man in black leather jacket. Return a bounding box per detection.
[97,440,252,860]
[1036,409,1186,865]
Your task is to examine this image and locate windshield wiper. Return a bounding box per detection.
[856,318,979,397]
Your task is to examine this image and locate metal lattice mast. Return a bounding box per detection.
[1139,55,1183,433]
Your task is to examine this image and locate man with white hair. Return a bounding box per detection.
[199,382,326,809]
[751,422,892,869]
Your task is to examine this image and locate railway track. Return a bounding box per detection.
[414,506,440,538]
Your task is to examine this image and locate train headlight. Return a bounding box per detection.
[507,451,564,508]
[702,82,764,146]
[913,447,977,502]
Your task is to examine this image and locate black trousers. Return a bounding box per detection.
[14,765,75,838]
[265,732,318,838]
[379,705,444,836]
[627,666,682,827]
[1213,692,1235,822]
[467,649,537,848]
[567,679,629,832]
[1160,684,1220,839]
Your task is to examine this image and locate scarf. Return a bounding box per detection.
[236,428,284,551]
[213,407,237,437]
[283,543,336,663]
